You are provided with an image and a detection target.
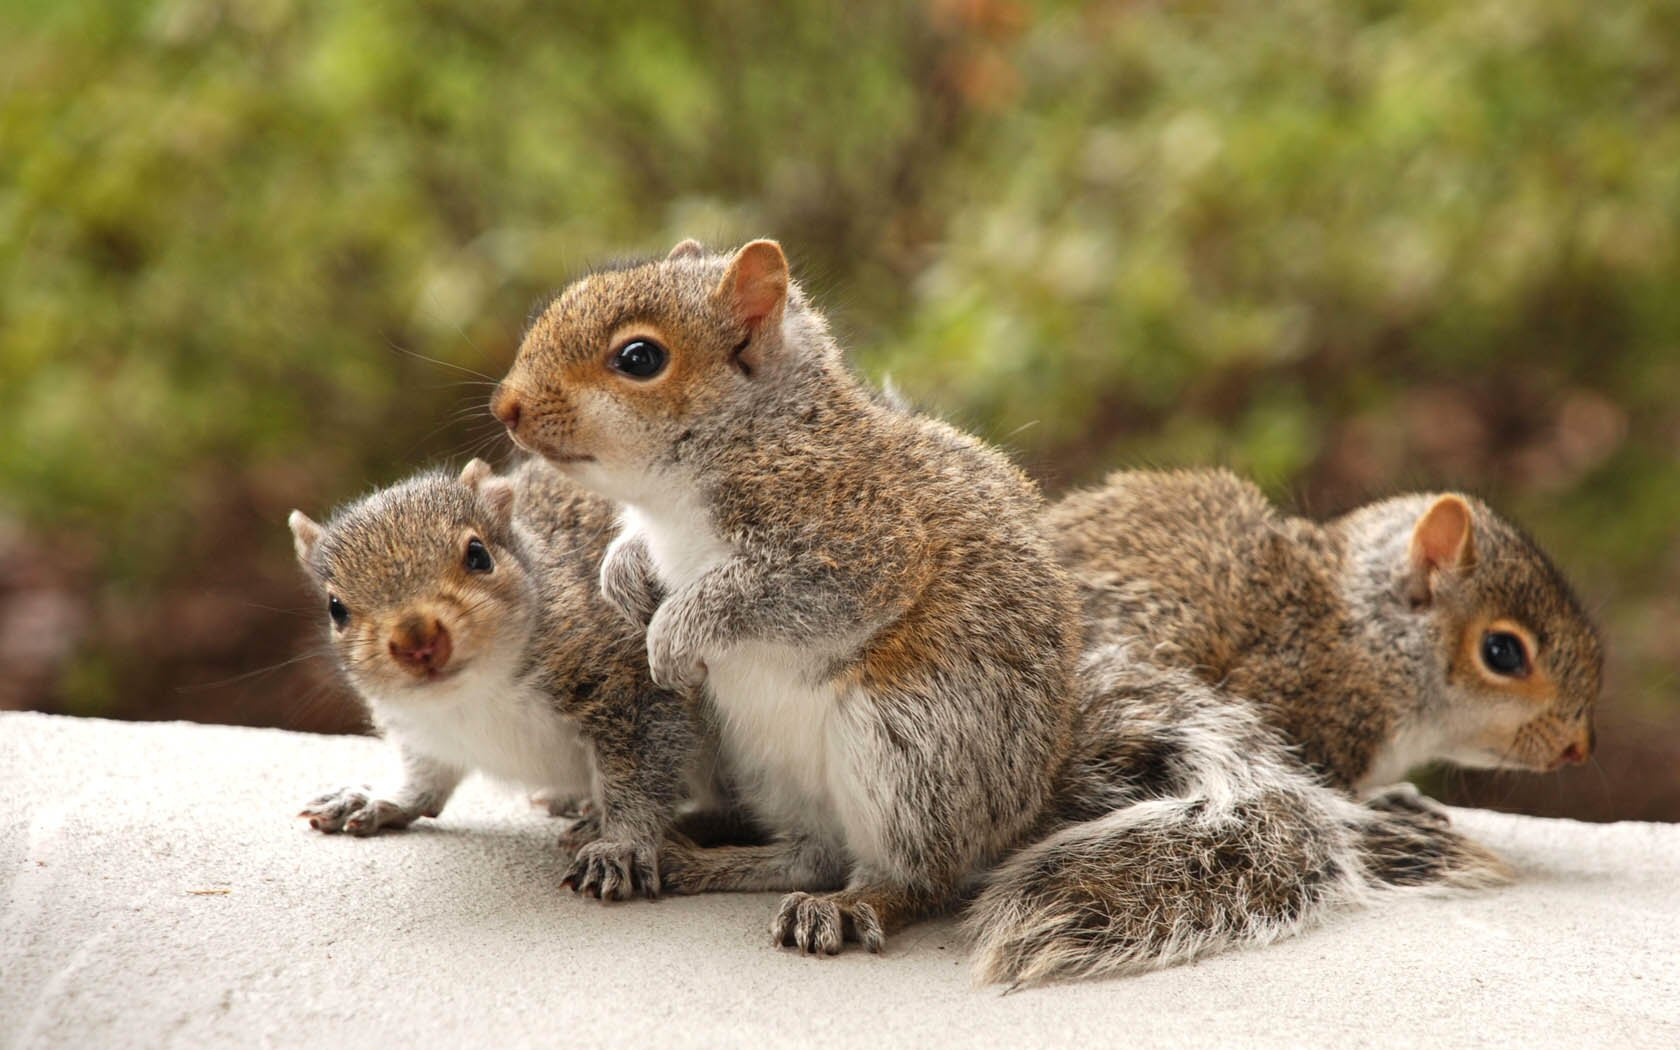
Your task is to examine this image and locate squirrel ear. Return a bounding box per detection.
[480,478,518,528]
[666,238,705,261]
[288,510,323,567]
[459,459,515,527]
[459,458,494,490]
[716,240,789,372]
[1406,495,1476,607]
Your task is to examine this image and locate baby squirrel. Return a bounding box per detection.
[492,238,1079,955]
[966,468,1602,985]
[288,457,698,899]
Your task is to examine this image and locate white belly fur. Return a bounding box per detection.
[628,504,863,855]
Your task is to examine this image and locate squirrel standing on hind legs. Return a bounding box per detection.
[964,468,1603,986]
[492,238,1079,956]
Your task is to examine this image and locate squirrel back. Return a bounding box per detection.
[1046,468,1602,789]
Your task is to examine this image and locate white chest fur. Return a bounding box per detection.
[376,672,592,796]
[625,503,859,850]
[622,502,730,592]
[1359,720,1443,793]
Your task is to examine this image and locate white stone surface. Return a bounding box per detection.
[2,711,1677,1050]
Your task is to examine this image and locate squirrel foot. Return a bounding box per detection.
[562,838,661,901]
[299,786,423,836]
[770,891,885,956]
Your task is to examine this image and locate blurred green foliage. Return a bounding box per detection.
[1,0,1677,787]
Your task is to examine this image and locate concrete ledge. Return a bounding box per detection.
[2,711,1677,1049]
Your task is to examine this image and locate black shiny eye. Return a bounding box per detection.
[464,537,494,573]
[1481,631,1529,677]
[608,339,667,379]
[328,596,350,629]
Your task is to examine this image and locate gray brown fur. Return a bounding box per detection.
[967,468,1599,985]
[493,239,1080,954]
[1049,468,1601,788]
[967,649,1510,986]
[289,457,697,899]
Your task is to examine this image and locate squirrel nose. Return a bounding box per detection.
[491,388,522,433]
[1559,725,1594,766]
[389,618,452,674]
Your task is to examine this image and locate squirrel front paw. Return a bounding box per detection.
[299,786,421,836]
[562,838,661,901]
[770,891,886,956]
[1365,783,1453,827]
[600,537,662,628]
[646,605,708,692]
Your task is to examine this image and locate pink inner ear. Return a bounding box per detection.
[1412,496,1473,572]
[727,242,788,328]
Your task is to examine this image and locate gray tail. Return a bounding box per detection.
[967,650,1510,988]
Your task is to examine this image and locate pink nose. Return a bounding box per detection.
[389,619,452,674]
[1559,742,1587,766]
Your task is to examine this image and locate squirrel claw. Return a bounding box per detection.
[771,892,882,956]
[299,786,416,836]
[562,839,661,901]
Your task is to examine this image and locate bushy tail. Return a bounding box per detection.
[966,649,1511,988]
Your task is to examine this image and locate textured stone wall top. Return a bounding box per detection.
[2,711,1677,1050]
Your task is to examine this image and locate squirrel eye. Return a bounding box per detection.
[608,339,668,380]
[1480,631,1529,677]
[464,537,494,573]
[328,596,350,630]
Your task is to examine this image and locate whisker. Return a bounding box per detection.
[382,336,498,382]
[176,648,329,692]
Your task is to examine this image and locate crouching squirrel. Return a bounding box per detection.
[288,458,701,899]
[967,468,1602,985]
[492,238,1079,955]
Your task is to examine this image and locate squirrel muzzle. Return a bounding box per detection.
[388,616,453,677]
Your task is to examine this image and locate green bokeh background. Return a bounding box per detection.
[3,0,1676,819]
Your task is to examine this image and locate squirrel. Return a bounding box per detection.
[490,238,1080,955]
[288,457,702,899]
[965,468,1603,985]
[1049,469,1602,788]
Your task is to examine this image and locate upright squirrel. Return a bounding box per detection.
[491,239,1079,955]
[966,468,1602,985]
[289,457,699,899]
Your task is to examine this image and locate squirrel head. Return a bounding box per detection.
[287,460,536,704]
[490,238,836,503]
[1377,493,1603,773]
